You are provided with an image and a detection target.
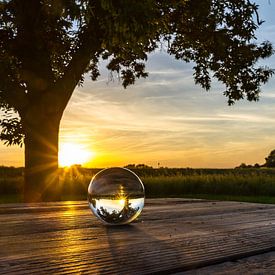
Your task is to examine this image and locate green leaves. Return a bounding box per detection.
[167,0,274,104]
[0,117,24,147]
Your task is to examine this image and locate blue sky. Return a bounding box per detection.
[1,1,275,168]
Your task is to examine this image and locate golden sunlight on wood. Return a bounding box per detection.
[58,143,94,167]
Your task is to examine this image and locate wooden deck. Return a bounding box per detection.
[1,198,275,274]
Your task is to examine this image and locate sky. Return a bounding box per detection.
[1,1,275,168]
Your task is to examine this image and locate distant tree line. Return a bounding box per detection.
[124,164,154,169]
[236,163,261,169]
[236,149,275,168]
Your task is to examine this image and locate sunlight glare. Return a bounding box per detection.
[59,143,94,167]
[118,198,126,207]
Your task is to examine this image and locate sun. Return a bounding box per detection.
[58,143,94,167]
[118,198,126,207]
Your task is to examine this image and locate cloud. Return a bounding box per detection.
[59,70,275,168]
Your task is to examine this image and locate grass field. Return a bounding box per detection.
[1,166,275,204]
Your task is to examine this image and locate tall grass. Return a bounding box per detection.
[1,167,275,203]
[143,174,275,197]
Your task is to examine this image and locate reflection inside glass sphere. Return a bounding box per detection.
[88,167,145,225]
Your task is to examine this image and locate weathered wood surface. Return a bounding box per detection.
[180,251,275,274]
[0,198,275,274]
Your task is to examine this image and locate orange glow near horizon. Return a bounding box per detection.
[58,142,95,167]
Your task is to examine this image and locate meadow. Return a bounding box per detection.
[1,166,275,203]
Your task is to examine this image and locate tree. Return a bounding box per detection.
[237,163,248,169]
[0,0,274,202]
[264,150,275,167]
[124,164,153,169]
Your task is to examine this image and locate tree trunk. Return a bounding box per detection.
[23,112,61,202]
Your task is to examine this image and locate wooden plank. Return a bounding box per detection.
[0,199,275,274]
[180,251,275,275]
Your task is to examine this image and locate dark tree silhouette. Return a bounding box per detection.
[0,1,274,201]
[96,199,139,224]
[264,150,275,167]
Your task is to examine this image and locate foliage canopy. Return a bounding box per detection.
[0,0,274,146]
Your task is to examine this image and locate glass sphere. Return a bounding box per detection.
[88,167,145,225]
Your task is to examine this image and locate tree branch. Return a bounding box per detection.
[14,0,54,93]
[0,78,28,113]
[50,22,102,111]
